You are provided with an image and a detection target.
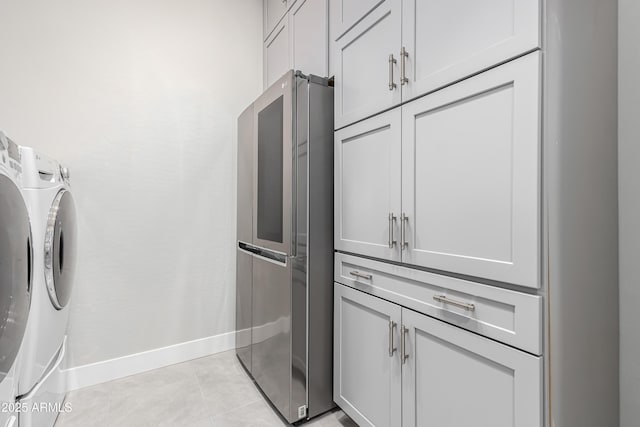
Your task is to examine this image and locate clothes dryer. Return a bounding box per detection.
[17,147,77,427]
[0,131,32,427]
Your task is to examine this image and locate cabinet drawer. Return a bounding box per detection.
[335,253,542,355]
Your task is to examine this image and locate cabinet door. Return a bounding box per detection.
[335,108,401,261]
[330,0,389,41]
[333,0,401,129]
[401,0,540,101]
[334,283,402,427]
[264,18,291,88]
[401,309,542,427]
[264,0,289,40]
[290,0,328,78]
[401,52,540,288]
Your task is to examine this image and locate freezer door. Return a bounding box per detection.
[253,71,295,255]
[251,250,295,422]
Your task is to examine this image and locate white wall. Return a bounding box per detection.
[0,0,262,371]
[619,1,640,425]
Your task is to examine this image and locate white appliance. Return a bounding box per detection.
[17,147,77,427]
[0,131,32,427]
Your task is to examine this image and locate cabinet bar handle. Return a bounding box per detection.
[388,213,397,248]
[400,47,408,85]
[400,213,408,249]
[349,270,372,280]
[433,295,476,311]
[401,325,409,364]
[388,321,397,357]
[388,54,397,91]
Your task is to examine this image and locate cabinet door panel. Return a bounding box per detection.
[402,309,542,427]
[402,0,540,100]
[334,283,402,427]
[290,0,328,78]
[401,52,540,287]
[333,0,401,128]
[330,0,387,41]
[264,0,289,40]
[335,109,401,261]
[264,19,291,89]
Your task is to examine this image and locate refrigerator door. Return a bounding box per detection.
[251,249,294,422]
[236,104,254,371]
[253,70,295,255]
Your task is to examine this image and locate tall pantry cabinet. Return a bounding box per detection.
[330,1,618,426]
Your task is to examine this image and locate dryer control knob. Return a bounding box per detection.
[60,166,70,180]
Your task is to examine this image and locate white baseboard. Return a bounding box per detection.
[63,331,235,391]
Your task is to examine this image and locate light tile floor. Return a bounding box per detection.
[55,350,357,427]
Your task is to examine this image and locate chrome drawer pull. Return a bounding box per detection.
[388,320,397,357]
[388,54,397,91]
[349,270,373,280]
[388,212,397,248]
[400,46,408,85]
[400,213,408,249]
[433,295,475,312]
[401,325,409,364]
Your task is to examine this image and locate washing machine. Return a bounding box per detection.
[17,147,77,427]
[0,131,32,427]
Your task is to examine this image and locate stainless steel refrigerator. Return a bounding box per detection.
[236,70,334,423]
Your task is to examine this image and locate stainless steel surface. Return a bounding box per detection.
[432,295,476,312]
[400,212,408,249]
[251,253,292,421]
[400,47,408,85]
[349,271,372,280]
[236,104,254,372]
[401,325,408,364]
[238,71,334,423]
[388,54,397,91]
[388,212,396,248]
[388,320,397,357]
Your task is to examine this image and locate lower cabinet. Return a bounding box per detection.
[334,283,542,427]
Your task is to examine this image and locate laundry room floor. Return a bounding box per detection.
[54,350,356,427]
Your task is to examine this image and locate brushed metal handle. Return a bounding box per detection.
[400,47,408,85]
[401,325,409,364]
[388,320,397,357]
[388,213,397,248]
[388,54,397,91]
[433,295,476,312]
[350,270,373,280]
[400,213,408,249]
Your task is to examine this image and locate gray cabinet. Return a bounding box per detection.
[401,52,540,288]
[335,52,540,287]
[333,283,401,427]
[264,18,291,88]
[264,0,291,41]
[331,0,540,128]
[334,283,542,427]
[264,0,329,89]
[334,109,401,262]
[332,0,401,129]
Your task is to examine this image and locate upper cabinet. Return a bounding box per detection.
[331,0,540,128]
[264,0,293,41]
[332,0,401,129]
[290,0,328,79]
[264,0,329,89]
[264,18,291,88]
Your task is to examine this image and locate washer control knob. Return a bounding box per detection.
[60,166,70,180]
